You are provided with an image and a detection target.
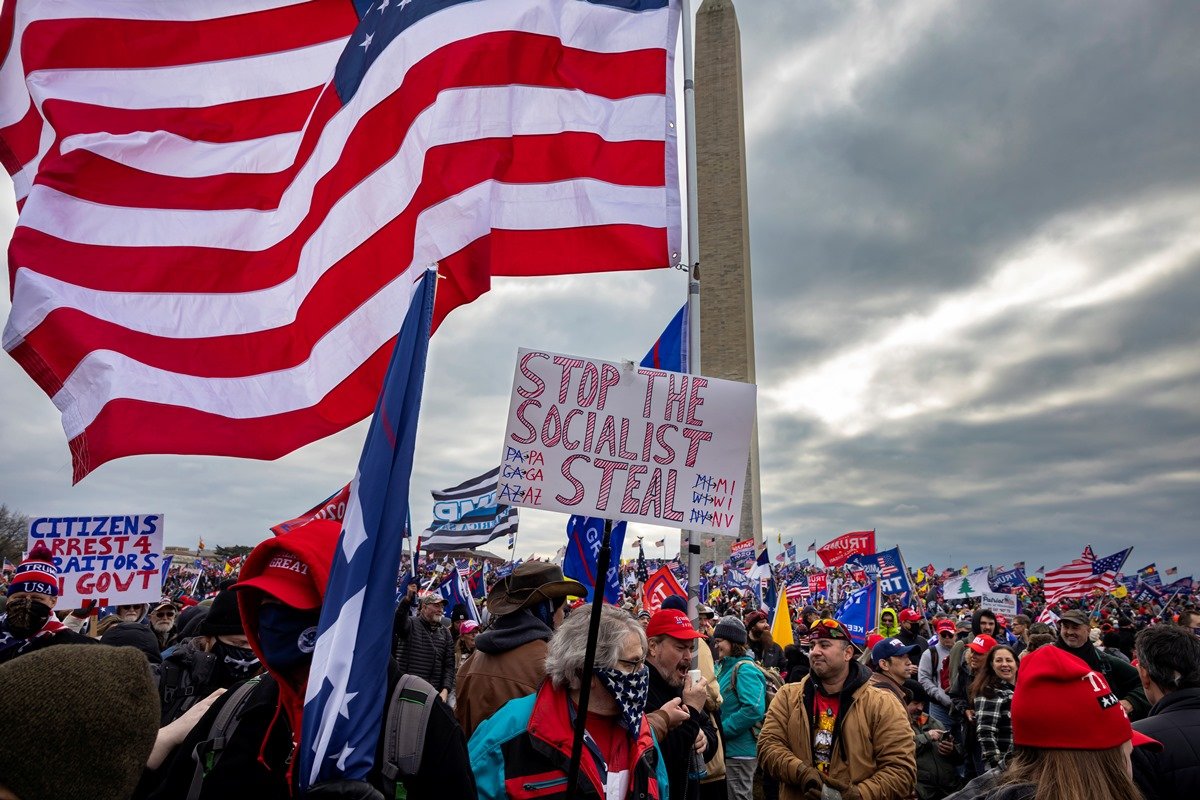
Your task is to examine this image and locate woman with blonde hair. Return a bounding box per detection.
[947,646,1159,800]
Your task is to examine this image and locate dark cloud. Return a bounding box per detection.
[2,1,1199,573]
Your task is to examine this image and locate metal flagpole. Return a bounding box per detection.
[679,0,704,657]
[564,519,614,800]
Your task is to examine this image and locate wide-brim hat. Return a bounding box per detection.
[486,562,586,616]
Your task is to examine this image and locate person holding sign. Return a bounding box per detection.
[0,543,96,665]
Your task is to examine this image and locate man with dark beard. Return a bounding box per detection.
[0,543,95,665]
[759,619,915,800]
[746,609,785,670]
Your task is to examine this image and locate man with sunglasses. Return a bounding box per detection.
[759,619,915,800]
[148,600,180,651]
[918,619,959,729]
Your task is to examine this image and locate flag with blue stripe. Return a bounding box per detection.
[300,270,435,788]
[640,304,687,372]
[563,516,628,604]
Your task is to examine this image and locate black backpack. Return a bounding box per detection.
[157,648,218,726]
[187,673,439,800]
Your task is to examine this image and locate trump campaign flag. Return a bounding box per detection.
[1,0,682,482]
[298,270,434,788]
[643,565,686,614]
[871,546,912,599]
[817,531,876,568]
[835,582,879,647]
[271,484,353,536]
[563,516,628,604]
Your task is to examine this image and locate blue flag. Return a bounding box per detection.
[563,516,628,604]
[159,555,173,588]
[299,270,435,789]
[640,304,688,372]
[437,572,480,622]
[871,547,912,598]
[990,567,1028,593]
[835,582,879,647]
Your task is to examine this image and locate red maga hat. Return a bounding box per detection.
[646,609,703,640]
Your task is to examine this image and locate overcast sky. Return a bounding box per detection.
[2,0,1198,576]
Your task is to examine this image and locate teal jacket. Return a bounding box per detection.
[716,653,766,759]
[468,680,670,800]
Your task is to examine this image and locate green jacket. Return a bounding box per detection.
[912,714,962,800]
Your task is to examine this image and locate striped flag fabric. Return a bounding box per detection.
[300,269,434,788]
[1045,547,1132,604]
[1,0,681,482]
[785,581,809,604]
[422,465,518,551]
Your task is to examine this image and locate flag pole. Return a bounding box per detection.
[564,519,614,800]
[679,0,704,673]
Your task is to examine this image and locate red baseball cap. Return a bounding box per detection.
[967,634,998,654]
[935,619,957,634]
[646,609,704,640]
[866,633,885,651]
[1013,646,1162,752]
[899,609,921,623]
[234,520,339,610]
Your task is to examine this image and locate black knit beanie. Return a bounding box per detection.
[198,585,245,637]
[101,621,164,665]
[0,644,159,800]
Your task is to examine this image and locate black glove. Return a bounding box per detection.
[301,780,385,800]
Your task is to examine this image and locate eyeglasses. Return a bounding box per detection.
[616,657,646,673]
[153,610,176,618]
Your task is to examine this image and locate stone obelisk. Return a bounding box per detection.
[692,0,763,563]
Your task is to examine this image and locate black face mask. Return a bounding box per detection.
[6,597,53,639]
[212,641,261,684]
[256,605,320,673]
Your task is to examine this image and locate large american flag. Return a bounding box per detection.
[1044,547,1132,604]
[1,0,680,481]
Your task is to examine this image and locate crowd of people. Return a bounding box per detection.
[0,526,1197,800]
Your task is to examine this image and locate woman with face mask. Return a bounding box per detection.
[469,603,670,800]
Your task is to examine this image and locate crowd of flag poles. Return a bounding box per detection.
[2,0,1195,795]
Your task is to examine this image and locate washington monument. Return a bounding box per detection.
[693,0,763,558]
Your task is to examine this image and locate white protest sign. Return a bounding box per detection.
[498,349,756,534]
[26,514,165,608]
[980,591,1018,617]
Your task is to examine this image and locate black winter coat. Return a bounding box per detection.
[1132,687,1200,800]
[138,671,474,800]
[392,596,455,692]
[646,663,720,800]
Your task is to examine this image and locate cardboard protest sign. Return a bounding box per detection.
[27,514,165,607]
[980,591,1018,617]
[498,349,756,534]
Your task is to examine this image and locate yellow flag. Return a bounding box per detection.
[771,589,794,648]
[1111,585,1128,599]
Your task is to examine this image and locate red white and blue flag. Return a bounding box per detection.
[1044,547,1132,604]
[0,0,681,481]
[300,269,434,788]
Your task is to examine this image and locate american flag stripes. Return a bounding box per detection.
[1,0,681,481]
[1044,547,1132,605]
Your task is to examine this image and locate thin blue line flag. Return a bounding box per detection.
[300,270,436,788]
